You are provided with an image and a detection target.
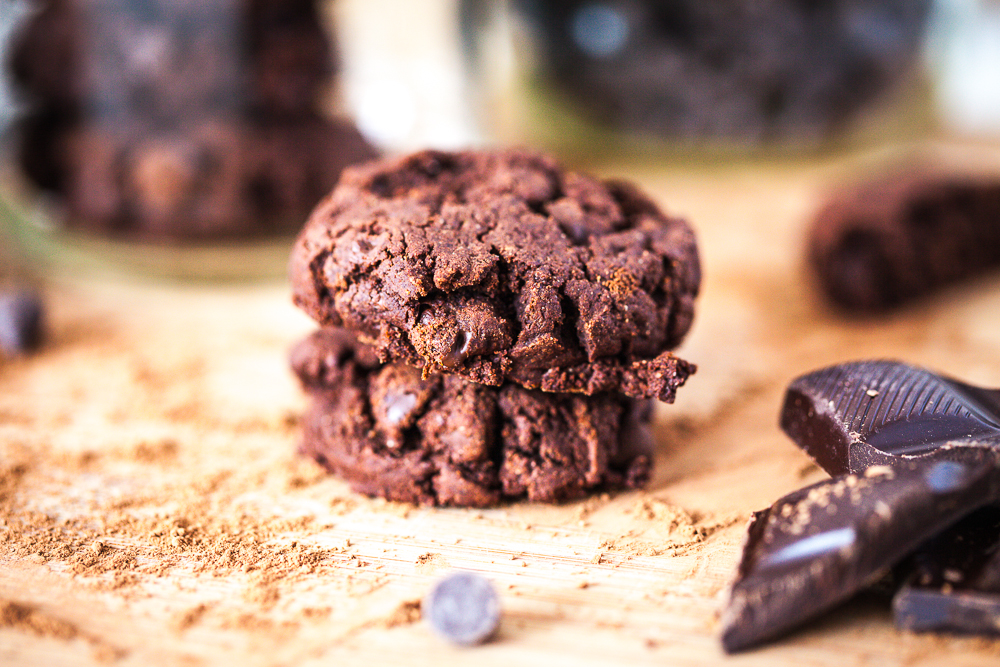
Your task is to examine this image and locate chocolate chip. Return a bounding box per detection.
[423,572,500,646]
[0,290,45,355]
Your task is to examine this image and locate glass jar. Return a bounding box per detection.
[925,0,1000,138]
[1,0,376,281]
[461,0,938,160]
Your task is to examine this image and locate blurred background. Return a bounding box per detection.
[1,0,999,275]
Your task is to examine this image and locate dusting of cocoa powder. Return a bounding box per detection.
[0,280,775,663]
[0,598,125,661]
[1,599,81,640]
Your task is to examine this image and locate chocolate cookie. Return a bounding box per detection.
[290,148,699,401]
[291,329,656,507]
[809,171,1000,311]
[245,118,377,225]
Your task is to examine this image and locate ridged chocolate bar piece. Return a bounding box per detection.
[781,360,1000,476]
[721,452,1000,652]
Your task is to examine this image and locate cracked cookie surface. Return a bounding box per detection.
[290,148,699,401]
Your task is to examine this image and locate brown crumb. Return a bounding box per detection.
[1,461,28,492]
[1,600,81,640]
[415,552,450,574]
[0,599,125,660]
[133,438,180,463]
[597,497,740,559]
[379,599,421,629]
[173,604,211,632]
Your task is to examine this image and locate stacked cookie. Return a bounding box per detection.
[9,0,375,240]
[289,149,700,506]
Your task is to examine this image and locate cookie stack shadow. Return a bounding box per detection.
[288,148,701,507]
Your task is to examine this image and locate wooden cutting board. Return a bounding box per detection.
[3,143,1000,666]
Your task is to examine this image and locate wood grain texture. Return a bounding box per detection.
[3,143,1000,666]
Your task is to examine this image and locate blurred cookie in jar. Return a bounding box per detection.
[7,0,376,242]
[499,0,931,143]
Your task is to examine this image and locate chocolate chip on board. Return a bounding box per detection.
[423,571,501,646]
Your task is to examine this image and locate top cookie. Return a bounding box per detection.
[290,148,700,400]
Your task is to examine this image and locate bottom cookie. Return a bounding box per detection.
[291,329,655,507]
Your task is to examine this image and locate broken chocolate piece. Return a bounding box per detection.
[722,360,1000,652]
[721,452,1000,653]
[894,506,1000,636]
[776,360,1000,642]
[780,360,1000,476]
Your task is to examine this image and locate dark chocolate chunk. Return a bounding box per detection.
[721,452,1000,653]
[893,506,1000,636]
[722,360,1000,652]
[0,290,45,356]
[780,360,1000,476]
[809,172,1000,312]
